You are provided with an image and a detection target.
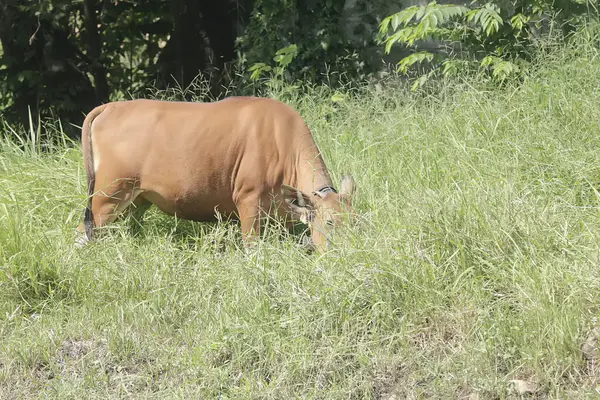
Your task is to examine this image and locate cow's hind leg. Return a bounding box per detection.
[75,176,142,245]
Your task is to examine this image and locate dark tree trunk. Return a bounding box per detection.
[83,0,109,103]
[200,2,236,73]
[203,0,256,97]
[156,0,205,94]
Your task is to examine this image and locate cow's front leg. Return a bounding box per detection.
[236,201,261,249]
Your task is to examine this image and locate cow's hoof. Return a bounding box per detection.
[74,233,89,248]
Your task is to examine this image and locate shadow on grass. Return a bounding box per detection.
[122,209,313,254]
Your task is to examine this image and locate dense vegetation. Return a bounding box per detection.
[1,25,600,397]
[1,0,597,136]
[377,0,595,86]
[0,0,393,136]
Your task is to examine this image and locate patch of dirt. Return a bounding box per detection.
[372,360,432,400]
[580,321,600,390]
[508,379,538,396]
[56,338,109,376]
[54,337,167,395]
[58,338,101,360]
[582,326,600,361]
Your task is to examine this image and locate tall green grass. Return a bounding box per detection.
[1,29,600,398]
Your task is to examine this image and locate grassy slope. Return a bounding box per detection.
[1,34,600,399]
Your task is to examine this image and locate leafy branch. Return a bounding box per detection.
[376,0,576,88]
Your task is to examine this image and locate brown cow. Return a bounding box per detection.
[75,97,356,251]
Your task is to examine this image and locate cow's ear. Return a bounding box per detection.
[281,184,313,224]
[340,175,356,198]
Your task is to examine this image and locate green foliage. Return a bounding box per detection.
[248,44,299,81]
[397,51,435,74]
[379,3,469,50]
[0,0,173,136]
[238,0,392,84]
[98,0,171,97]
[378,0,597,87]
[0,0,92,133]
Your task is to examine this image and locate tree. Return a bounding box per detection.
[0,0,98,136]
[83,0,108,103]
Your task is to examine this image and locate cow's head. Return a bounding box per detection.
[281,175,356,252]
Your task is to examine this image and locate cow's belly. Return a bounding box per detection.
[134,159,240,221]
[139,187,238,222]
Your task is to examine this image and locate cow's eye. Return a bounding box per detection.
[325,220,334,226]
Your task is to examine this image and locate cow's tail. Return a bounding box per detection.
[82,104,109,241]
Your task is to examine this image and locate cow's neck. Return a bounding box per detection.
[293,147,334,196]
